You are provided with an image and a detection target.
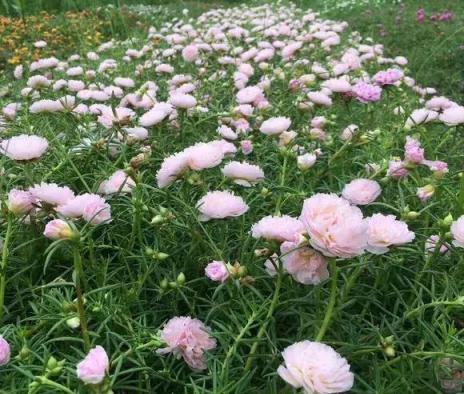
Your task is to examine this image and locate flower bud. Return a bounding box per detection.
[44,219,77,241]
[66,316,80,329]
[176,272,186,286]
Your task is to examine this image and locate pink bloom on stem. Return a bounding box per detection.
[373,68,403,86]
[280,241,329,285]
[251,215,305,242]
[416,185,435,202]
[278,341,354,394]
[451,216,464,248]
[404,136,425,164]
[341,179,381,205]
[44,219,75,240]
[29,183,75,207]
[205,261,229,283]
[240,140,253,155]
[299,193,367,258]
[416,8,425,23]
[158,316,216,370]
[0,336,11,366]
[98,170,135,195]
[352,82,382,104]
[366,214,415,254]
[0,134,48,161]
[196,191,248,221]
[8,189,35,216]
[259,117,291,136]
[76,345,109,385]
[387,160,410,179]
[57,194,111,225]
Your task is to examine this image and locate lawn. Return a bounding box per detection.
[0,1,463,393]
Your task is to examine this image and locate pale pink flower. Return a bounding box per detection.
[425,235,448,254]
[352,81,382,103]
[278,341,354,394]
[205,261,229,283]
[422,160,448,176]
[439,106,464,126]
[97,107,135,129]
[280,242,329,285]
[297,153,317,170]
[0,337,10,366]
[259,117,291,135]
[123,127,149,141]
[222,161,264,187]
[366,214,415,254]
[322,78,352,93]
[310,116,327,129]
[0,134,48,161]
[387,160,409,179]
[156,152,189,188]
[236,86,263,105]
[169,93,197,109]
[342,179,381,205]
[404,108,438,129]
[251,215,305,242]
[241,140,253,155]
[29,183,75,207]
[404,136,425,164]
[182,45,199,62]
[340,124,359,141]
[27,75,50,89]
[373,68,403,85]
[299,193,367,258]
[139,103,173,127]
[217,125,237,140]
[8,189,35,215]
[451,216,464,248]
[57,194,111,225]
[307,91,332,107]
[185,142,224,170]
[196,191,248,221]
[44,219,75,240]
[76,345,109,385]
[98,170,135,195]
[158,316,216,370]
[114,77,135,89]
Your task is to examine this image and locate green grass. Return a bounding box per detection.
[0,1,463,393]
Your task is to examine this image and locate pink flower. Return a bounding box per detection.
[98,170,135,195]
[240,140,253,155]
[259,117,291,135]
[205,261,229,282]
[297,153,317,170]
[156,152,189,188]
[169,93,197,109]
[387,160,410,179]
[222,161,264,187]
[196,191,248,221]
[76,345,109,385]
[57,194,111,225]
[185,142,224,170]
[352,81,382,103]
[0,134,48,161]
[366,214,415,254]
[0,337,10,366]
[451,216,464,248]
[373,68,403,86]
[44,219,75,240]
[97,107,135,129]
[8,189,35,216]
[29,183,75,207]
[280,242,329,285]
[416,185,435,202]
[307,91,332,107]
[278,341,354,394]
[342,179,381,205]
[300,194,367,258]
[139,103,173,127]
[425,235,448,254]
[310,116,326,129]
[251,215,305,242]
[182,45,199,62]
[439,106,464,126]
[416,8,425,23]
[404,137,425,164]
[236,86,265,106]
[158,316,216,370]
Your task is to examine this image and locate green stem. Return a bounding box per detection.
[275,154,288,215]
[39,377,75,394]
[0,214,13,322]
[245,267,282,371]
[73,248,91,351]
[316,259,338,342]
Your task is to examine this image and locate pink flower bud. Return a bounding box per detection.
[43,219,75,240]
